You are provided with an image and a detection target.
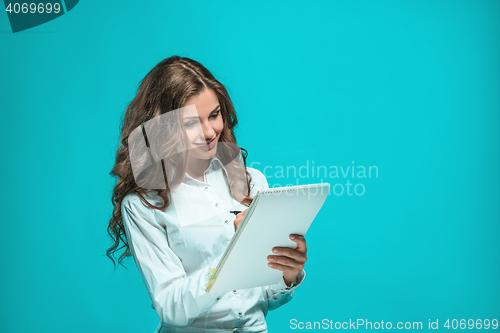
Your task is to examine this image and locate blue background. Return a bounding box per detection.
[1,0,499,332]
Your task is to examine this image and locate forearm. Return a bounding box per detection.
[145,255,226,327]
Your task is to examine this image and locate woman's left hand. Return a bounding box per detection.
[267,234,307,287]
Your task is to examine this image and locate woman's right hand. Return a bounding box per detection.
[233,209,248,231]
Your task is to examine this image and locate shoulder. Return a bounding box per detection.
[246,166,265,181]
[120,192,163,230]
[121,192,157,215]
[246,167,269,191]
[121,193,142,214]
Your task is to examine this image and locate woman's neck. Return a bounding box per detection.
[186,157,212,181]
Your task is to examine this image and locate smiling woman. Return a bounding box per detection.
[107,55,307,333]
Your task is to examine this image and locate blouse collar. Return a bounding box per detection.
[182,156,228,185]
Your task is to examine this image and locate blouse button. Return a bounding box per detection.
[215,203,219,207]
[216,297,220,301]
[224,220,229,224]
[204,186,209,190]
[233,290,237,293]
[238,311,243,316]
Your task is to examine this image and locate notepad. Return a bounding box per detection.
[206,182,330,293]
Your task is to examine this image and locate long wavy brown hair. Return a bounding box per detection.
[107,55,254,268]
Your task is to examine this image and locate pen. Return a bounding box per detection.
[229,210,242,215]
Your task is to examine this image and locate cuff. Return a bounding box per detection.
[269,269,306,295]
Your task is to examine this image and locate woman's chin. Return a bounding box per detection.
[191,146,217,159]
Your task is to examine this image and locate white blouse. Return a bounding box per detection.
[121,156,305,333]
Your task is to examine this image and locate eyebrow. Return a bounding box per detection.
[183,105,220,120]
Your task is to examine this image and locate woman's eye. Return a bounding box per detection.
[210,111,220,118]
[184,122,196,127]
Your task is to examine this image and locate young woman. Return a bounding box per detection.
[107,55,308,333]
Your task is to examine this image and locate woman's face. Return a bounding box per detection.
[182,89,224,160]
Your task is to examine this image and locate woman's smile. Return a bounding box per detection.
[194,135,218,150]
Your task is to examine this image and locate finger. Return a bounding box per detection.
[269,248,307,263]
[236,208,248,217]
[289,234,307,253]
[267,261,302,277]
[272,243,307,258]
[267,255,305,269]
[234,218,242,231]
[234,209,247,222]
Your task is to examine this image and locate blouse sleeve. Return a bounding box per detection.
[250,168,307,311]
[121,195,227,327]
[264,269,306,311]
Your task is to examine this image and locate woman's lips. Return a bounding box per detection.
[194,136,217,149]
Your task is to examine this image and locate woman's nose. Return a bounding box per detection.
[200,122,215,140]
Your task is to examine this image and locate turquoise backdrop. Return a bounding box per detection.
[1,0,499,332]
